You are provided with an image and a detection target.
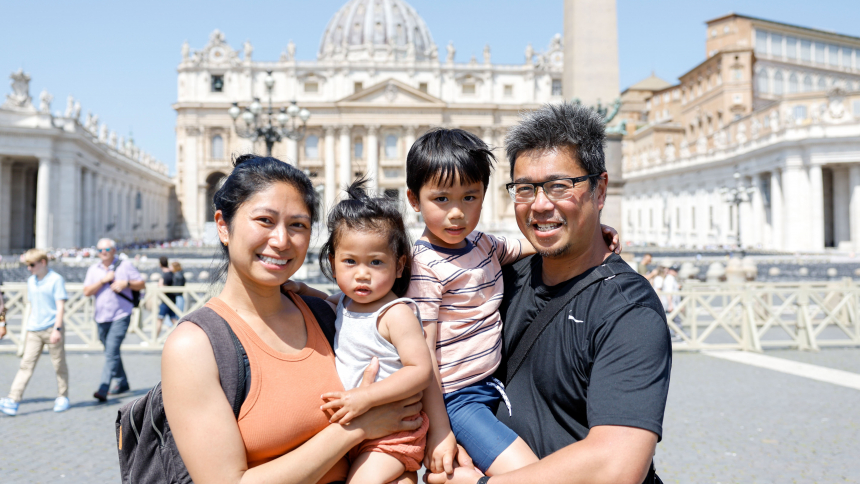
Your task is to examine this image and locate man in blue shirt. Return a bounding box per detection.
[0,249,70,416]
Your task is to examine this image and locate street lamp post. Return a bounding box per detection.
[228,70,310,157]
[719,171,756,252]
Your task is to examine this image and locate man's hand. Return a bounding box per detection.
[111,279,129,293]
[50,329,61,345]
[321,388,374,424]
[601,224,622,255]
[102,271,115,285]
[424,429,458,474]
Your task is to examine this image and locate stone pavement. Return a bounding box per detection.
[1,349,858,483]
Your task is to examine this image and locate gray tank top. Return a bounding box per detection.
[333,295,422,391]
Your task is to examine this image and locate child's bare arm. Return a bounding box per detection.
[421,321,459,474]
[321,304,432,424]
[281,280,330,299]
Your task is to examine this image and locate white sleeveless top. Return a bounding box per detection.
[333,295,423,391]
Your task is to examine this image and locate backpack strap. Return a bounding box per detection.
[179,307,248,419]
[504,260,636,386]
[299,295,337,350]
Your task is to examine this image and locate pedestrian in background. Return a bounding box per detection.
[0,249,70,416]
[83,238,145,402]
[154,257,177,338]
[171,261,186,313]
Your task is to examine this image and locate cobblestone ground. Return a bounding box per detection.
[1,349,858,483]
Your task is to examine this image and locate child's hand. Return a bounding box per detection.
[424,429,458,474]
[320,388,373,424]
[601,224,622,254]
[281,280,306,294]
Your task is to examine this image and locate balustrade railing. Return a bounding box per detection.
[2,281,858,353]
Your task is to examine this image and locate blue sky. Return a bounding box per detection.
[2,1,858,174]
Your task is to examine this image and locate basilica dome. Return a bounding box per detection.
[318,0,437,61]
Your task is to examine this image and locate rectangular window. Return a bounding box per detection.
[815,42,825,64]
[829,45,839,66]
[462,84,476,95]
[211,75,224,92]
[841,48,851,68]
[354,82,363,93]
[733,68,742,80]
[771,34,783,57]
[354,138,363,159]
[419,82,428,93]
[794,105,808,120]
[503,84,513,97]
[786,37,797,59]
[801,39,812,62]
[551,79,562,96]
[304,81,319,93]
[854,100,860,116]
[755,30,768,54]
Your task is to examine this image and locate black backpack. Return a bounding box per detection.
[115,295,336,484]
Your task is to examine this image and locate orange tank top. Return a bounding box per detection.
[206,293,349,483]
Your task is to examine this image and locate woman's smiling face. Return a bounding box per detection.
[216,181,312,288]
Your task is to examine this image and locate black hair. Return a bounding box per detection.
[319,176,412,297]
[212,153,319,283]
[159,256,169,268]
[406,128,495,197]
[505,103,606,191]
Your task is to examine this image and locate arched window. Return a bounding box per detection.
[757,70,769,94]
[304,135,319,159]
[803,75,813,92]
[384,135,398,158]
[793,105,807,121]
[788,73,798,93]
[818,77,828,91]
[211,135,224,159]
[773,71,784,95]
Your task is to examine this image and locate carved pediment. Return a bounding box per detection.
[184,29,241,68]
[337,79,444,105]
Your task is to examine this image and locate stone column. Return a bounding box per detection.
[54,160,80,248]
[81,170,94,247]
[482,127,497,227]
[339,126,352,198]
[286,138,298,165]
[781,164,810,251]
[850,165,860,252]
[770,170,784,251]
[808,164,824,251]
[324,126,337,209]
[750,173,764,248]
[367,125,379,193]
[832,167,851,248]
[0,158,9,253]
[35,158,52,248]
[183,127,201,239]
[404,126,418,224]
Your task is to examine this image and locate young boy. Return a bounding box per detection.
[404,128,619,475]
[0,249,70,416]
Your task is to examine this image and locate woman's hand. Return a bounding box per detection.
[321,388,373,424]
[345,357,425,441]
[424,429,458,474]
[601,224,622,254]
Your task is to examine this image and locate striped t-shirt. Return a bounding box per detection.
[406,232,523,393]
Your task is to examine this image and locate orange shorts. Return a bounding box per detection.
[348,410,430,472]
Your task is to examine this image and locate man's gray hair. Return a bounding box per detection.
[97,238,116,249]
[505,103,606,189]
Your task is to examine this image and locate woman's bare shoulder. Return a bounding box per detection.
[162,322,216,372]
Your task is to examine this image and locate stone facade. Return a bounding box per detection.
[174,0,566,239]
[0,70,174,253]
[622,14,860,252]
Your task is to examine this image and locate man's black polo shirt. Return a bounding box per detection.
[495,253,671,458]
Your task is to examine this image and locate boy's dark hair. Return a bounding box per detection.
[159,256,169,268]
[406,128,495,196]
[212,153,319,283]
[319,177,412,297]
[505,103,606,192]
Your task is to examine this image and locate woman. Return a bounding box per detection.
[162,155,424,484]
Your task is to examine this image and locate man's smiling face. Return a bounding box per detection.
[512,146,606,260]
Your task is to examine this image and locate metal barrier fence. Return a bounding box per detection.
[2,280,859,353]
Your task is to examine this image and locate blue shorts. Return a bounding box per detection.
[443,377,518,472]
[158,302,176,319]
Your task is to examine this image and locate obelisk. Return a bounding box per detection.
[563,0,619,107]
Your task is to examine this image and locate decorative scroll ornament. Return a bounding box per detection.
[2,69,35,111]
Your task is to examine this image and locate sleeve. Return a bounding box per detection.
[585,304,671,441]
[53,275,69,301]
[488,234,523,266]
[121,261,144,282]
[404,258,443,323]
[83,266,98,286]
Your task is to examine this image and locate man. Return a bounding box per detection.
[429,103,671,484]
[83,238,145,401]
[637,253,652,275]
[154,256,177,338]
[0,249,70,415]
